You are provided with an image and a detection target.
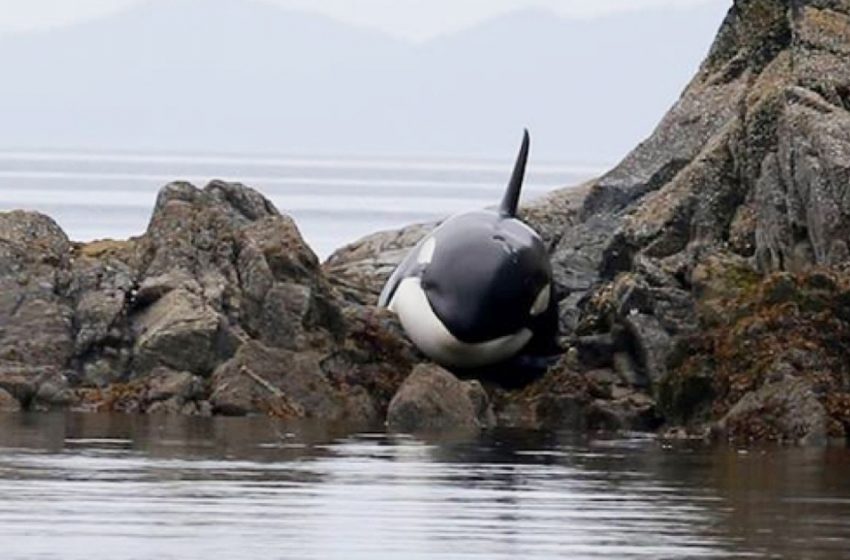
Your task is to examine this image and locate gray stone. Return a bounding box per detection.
[324,222,436,306]
[0,388,21,413]
[387,364,496,433]
[132,288,223,376]
[146,368,205,403]
[209,341,375,423]
[574,334,616,369]
[613,352,646,388]
[33,371,76,408]
[718,378,828,446]
[623,313,672,385]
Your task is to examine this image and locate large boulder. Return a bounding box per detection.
[717,378,829,446]
[386,364,496,433]
[209,340,373,422]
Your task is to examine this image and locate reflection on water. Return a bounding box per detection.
[0,414,848,559]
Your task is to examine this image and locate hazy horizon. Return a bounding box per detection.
[0,0,731,162]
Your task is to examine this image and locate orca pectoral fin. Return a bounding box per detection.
[500,129,531,218]
[378,246,426,308]
[378,266,403,308]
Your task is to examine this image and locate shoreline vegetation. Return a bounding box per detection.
[3,0,850,446]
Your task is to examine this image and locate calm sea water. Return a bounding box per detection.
[0,151,601,258]
[1,413,850,560]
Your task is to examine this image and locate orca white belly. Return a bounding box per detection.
[390,278,532,369]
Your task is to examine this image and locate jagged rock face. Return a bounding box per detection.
[563,0,850,443]
[0,181,415,419]
[0,212,75,407]
[590,0,850,275]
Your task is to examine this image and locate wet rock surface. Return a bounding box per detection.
[3,0,850,446]
[386,364,496,433]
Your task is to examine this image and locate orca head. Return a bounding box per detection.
[419,212,552,344]
[416,130,550,344]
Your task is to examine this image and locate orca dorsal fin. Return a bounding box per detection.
[500,129,530,218]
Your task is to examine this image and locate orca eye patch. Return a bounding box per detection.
[530,283,551,317]
[417,237,437,264]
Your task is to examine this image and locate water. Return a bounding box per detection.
[0,151,602,259]
[1,413,849,559]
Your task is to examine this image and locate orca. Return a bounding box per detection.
[379,130,556,369]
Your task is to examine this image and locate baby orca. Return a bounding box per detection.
[379,131,556,369]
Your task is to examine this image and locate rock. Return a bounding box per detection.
[574,334,616,369]
[0,364,78,410]
[238,215,345,348]
[689,252,761,326]
[760,272,799,305]
[667,267,850,441]
[585,369,617,399]
[586,394,659,432]
[387,364,496,433]
[324,222,436,306]
[557,292,586,335]
[73,367,206,415]
[718,378,828,446]
[0,388,21,412]
[146,398,187,416]
[210,340,376,424]
[67,242,137,387]
[656,359,715,426]
[495,357,605,431]
[132,288,225,376]
[0,365,41,404]
[0,212,75,379]
[613,352,645,388]
[518,184,591,249]
[550,213,619,296]
[0,179,415,418]
[622,313,673,385]
[32,371,77,409]
[146,368,205,403]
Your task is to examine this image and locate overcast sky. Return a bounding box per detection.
[0,0,729,41]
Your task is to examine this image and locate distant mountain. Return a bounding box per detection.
[0,0,729,161]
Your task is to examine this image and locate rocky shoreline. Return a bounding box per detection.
[3,0,850,445]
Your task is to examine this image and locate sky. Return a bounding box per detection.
[0,0,732,160]
[0,0,729,41]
